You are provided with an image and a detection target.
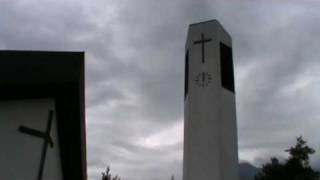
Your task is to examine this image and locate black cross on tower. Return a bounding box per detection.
[18,110,54,180]
[193,33,212,64]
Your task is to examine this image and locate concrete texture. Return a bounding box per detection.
[183,20,239,180]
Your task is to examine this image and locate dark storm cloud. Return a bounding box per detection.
[2,0,320,180]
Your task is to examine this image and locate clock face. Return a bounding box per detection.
[0,99,63,180]
[195,72,212,88]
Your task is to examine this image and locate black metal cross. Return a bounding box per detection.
[193,33,212,64]
[18,110,54,180]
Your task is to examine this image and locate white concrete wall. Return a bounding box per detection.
[183,20,239,180]
[0,99,62,180]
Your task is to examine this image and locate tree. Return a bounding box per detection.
[255,157,286,180]
[285,136,315,167]
[102,166,121,180]
[255,136,319,180]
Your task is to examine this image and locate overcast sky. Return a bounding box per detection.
[1,0,320,180]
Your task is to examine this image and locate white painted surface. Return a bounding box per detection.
[0,99,63,180]
[183,20,239,180]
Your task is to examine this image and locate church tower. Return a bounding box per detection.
[183,20,239,180]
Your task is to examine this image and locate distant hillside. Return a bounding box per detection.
[239,162,259,180]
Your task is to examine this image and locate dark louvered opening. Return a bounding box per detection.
[220,43,235,93]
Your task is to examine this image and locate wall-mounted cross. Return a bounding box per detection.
[194,33,212,64]
[18,110,54,180]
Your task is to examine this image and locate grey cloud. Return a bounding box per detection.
[2,0,320,180]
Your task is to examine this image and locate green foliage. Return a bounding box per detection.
[102,166,120,180]
[254,158,286,180]
[285,136,315,167]
[255,136,319,180]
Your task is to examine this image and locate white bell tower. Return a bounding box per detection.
[183,20,239,180]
